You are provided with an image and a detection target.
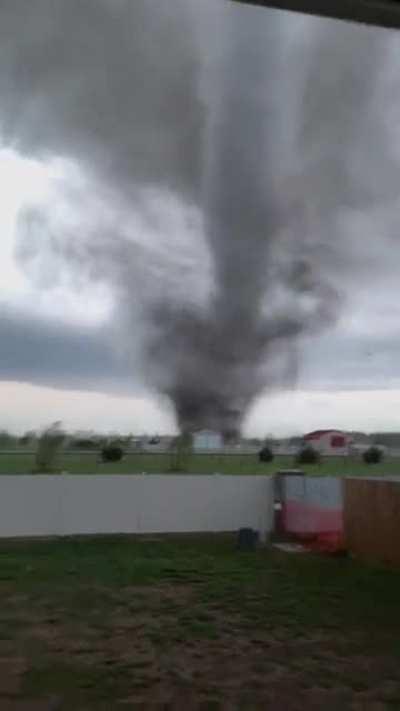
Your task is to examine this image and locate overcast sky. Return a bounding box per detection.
[1,1,400,436]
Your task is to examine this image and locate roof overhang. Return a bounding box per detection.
[231,0,400,30]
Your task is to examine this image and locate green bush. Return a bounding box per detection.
[363,446,383,464]
[296,446,320,465]
[101,445,124,462]
[258,446,274,463]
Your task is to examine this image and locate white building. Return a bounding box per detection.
[193,430,223,452]
[303,430,352,456]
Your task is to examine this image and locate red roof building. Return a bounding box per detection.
[303,430,352,456]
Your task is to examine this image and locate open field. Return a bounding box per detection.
[0,451,400,476]
[0,535,400,709]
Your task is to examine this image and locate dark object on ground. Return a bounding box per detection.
[296,446,320,465]
[275,469,305,476]
[237,527,259,550]
[101,445,124,463]
[363,446,383,464]
[70,438,99,450]
[258,446,274,463]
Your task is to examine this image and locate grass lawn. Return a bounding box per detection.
[0,535,400,709]
[0,451,399,476]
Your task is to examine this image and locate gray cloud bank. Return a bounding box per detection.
[2,307,400,398]
[0,307,135,395]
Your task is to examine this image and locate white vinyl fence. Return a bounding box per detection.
[0,475,274,540]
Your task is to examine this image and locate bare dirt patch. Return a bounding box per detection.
[1,536,400,708]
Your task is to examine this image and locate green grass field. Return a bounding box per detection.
[0,450,399,476]
[0,534,400,708]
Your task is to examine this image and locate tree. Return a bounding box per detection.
[168,432,193,472]
[19,431,36,447]
[34,422,65,473]
[0,430,14,449]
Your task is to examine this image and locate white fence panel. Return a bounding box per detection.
[0,476,60,537]
[0,474,274,539]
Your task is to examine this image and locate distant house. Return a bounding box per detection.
[193,430,223,452]
[303,430,352,456]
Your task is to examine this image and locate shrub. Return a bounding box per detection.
[34,422,65,473]
[258,446,274,463]
[363,446,383,464]
[101,444,124,462]
[296,446,320,465]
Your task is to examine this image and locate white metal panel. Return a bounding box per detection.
[0,474,274,539]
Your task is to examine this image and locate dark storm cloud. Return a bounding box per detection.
[3,305,400,397]
[0,0,203,198]
[0,1,399,432]
[0,308,135,394]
